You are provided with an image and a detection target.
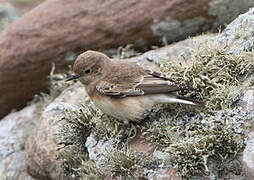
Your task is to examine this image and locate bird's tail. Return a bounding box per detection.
[173,94,206,107]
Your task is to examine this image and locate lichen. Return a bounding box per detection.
[92,112,123,141]
[33,35,253,179]
[159,39,254,112]
[79,160,103,180]
[143,108,246,178]
[106,148,145,178]
[142,38,252,178]
[56,105,94,178]
[168,119,244,178]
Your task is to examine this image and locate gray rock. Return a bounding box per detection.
[0,105,37,180]
[218,7,254,54]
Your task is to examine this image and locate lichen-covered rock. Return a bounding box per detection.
[25,83,90,179]
[0,105,39,180]
[24,34,212,179]
[218,7,254,54]
[24,35,253,179]
[0,0,254,119]
[242,86,254,180]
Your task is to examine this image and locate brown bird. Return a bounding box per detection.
[67,50,205,142]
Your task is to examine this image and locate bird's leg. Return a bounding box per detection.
[118,123,130,149]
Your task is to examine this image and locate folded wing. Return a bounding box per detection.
[96,70,192,97]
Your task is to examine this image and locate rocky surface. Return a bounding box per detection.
[1,4,254,180]
[218,8,254,54]
[0,105,39,180]
[242,86,254,180]
[0,0,254,119]
[25,83,88,179]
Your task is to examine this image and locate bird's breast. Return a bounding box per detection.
[89,91,153,122]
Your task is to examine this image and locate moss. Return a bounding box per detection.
[159,40,254,112]
[56,105,94,178]
[143,107,245,178]
[79,160,104,180]
[92,112,123,140]
[168,119,244,178]
[106,148,145,178]
[142,115,174,147]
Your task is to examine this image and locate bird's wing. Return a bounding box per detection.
[96,69,193,97]
[96,76,144,97]
[137,70,194,95]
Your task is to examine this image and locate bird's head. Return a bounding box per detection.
[67,50,110,85]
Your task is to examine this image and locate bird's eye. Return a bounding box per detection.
[84,68,92,74]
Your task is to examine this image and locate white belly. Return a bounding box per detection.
[91,94,153,123]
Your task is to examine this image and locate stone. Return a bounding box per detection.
[25,83,89,179]
[218,8,254,54]
[0,105,39,180]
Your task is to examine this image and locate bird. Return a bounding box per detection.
[67,50,205,143]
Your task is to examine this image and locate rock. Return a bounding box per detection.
[216,8,254,179]
[0,105,39,180]
[0,5,18,32]
[1,0,254,119]
[25,83,90,179]
[86,134,115,167]
[241,86,254,180]
[243,131,254,180]
[24,32,254,179]
[218,7,254,54]
[127,34,215,68]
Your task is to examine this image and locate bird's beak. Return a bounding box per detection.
[66,75,81,82]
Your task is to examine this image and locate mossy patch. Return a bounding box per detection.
[37,38,253,179]
[106,148,145,178]
[168,119,244,178]
[159,39,254,112]
[142,39,252,178]
[79,160,104,180]
[56,105,95,178]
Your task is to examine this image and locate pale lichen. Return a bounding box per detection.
[106,148,145,178]
[160,39,254,112]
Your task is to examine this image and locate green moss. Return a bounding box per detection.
[106,148,145,178]
[168,119,244,178]
[79,161,104,180]
[30,38,252,179]
[92,112,123,140]
[142,115,174,147]
[159,40,254,112]
[56,105,94,178]
[143,38,251,177]
[143,107,245,178]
